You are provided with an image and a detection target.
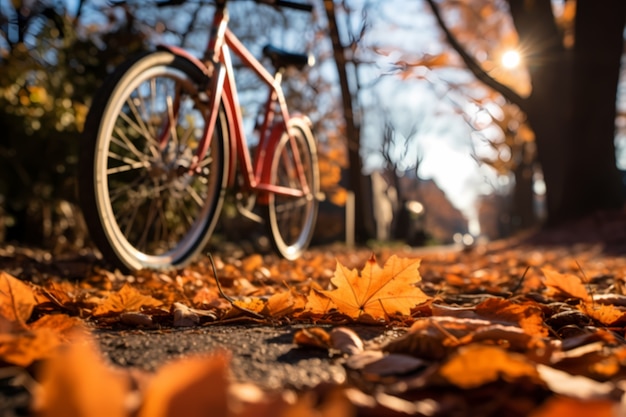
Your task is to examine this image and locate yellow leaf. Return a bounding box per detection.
[92,283,162,316]
[439,344,539,389]
[139,352,231,417]
[322,255,429,320]
[0,271,36,325]
[37,335,128,417]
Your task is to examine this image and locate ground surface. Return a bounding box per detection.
[3,209,626,416]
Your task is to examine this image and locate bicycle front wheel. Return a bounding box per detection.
[266,120,319,260]
[79,51,228,271]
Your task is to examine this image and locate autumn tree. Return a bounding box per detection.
[425,0,626,226]
[0,1,137,245]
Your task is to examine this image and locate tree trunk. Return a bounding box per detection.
[323,1,369,242]
[509,0,626,225]
[427,0,625,228]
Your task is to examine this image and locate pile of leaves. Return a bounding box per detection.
[3,240,626,416]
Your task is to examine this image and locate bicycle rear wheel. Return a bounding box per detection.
[266,119,319,260]
[79,51,228,271]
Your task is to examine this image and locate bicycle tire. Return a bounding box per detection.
[265,119,319,260]
[79,50,228,271]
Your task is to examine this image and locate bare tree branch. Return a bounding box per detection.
[424,0,528,111]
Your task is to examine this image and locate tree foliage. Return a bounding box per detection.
[422,0,626,226]
[0,0,148,247]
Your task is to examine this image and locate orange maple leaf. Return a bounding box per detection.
[322,254,429,320]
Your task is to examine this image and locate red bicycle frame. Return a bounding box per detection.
[159,3,310,201]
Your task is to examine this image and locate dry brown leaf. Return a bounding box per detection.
[263,289,305,318]
[330,327,364,355]
[474,298,549,336]
[192,287,221,307]
[92,283,162,316]
[139,351,231,417]
[293,327,332,349]
[30,314,86,334]
[383,317,476,359]
[346,351,427,378]
[322,255,429,320]
[438,344,540,389]
[0,327,62,367]
[542,268,590,301]
[536,364,615,399]
[579,302,626,326]
[36,334,128,417]
[0,271,36,326]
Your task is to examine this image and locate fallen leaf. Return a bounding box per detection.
[0,327,62,367]
[36,334,128,417]
[536,364,615,399]
[474,298,549,337]
[30,314,86,335]
[92,283,162,316]
[438,344,540,389]
[293,327,332,350]
[322,255,429,320]
[579,302,626,326]
[529,396,615,417]
[542,268,590,301]
[0,271,36,326]
[262,289,304,318]
[346,351,427,378]
[330,327,364,355]
[138,351,231,417]
[303,289,334,315]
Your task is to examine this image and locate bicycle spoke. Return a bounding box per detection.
[120,102,160,155]
[106,151,149,175]
[184,182,206,208]
[110,129,153,163]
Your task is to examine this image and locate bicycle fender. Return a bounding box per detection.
[156,45,212,78]
[261,115,315,186]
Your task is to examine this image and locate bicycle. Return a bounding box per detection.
[79,0,320,271]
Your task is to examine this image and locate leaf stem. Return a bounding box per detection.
[207,253,266,320]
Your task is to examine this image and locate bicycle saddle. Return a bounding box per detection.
[262,45,315,70]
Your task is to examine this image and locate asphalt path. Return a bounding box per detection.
[95,323,401,391]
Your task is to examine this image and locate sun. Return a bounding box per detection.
[501,50,521,69]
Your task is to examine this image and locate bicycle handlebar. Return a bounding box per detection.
[110,0,313,12]
[259,0,313,12]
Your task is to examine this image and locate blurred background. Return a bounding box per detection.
[1,0,624,254]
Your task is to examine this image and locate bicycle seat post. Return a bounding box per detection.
[205,0,229,64]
